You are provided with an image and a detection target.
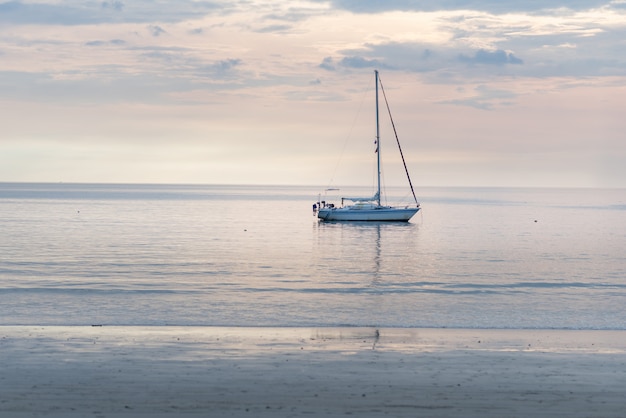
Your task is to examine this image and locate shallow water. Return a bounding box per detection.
[1,183,625,329]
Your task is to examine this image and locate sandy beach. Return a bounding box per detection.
[1,326,625,417]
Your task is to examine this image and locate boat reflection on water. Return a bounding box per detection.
[312,220,420,285]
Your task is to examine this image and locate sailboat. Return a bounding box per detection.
[315,70,421,222]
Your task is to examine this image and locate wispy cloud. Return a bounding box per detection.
[149,25,166,37]
[0,0,224,25]
[85,39,126,47]
[438,85,518,110]
[459,49,523,65]
[254,24,293,34]
[321,0,612,14]
[320,56,390,70]
[101,1,124,12]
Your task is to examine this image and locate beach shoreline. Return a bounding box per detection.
[2,326,625,417]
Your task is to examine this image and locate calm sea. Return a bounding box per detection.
[1,183,625,330]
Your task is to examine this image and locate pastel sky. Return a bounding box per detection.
[1,0,626,187]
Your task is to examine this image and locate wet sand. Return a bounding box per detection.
[1,326,625,417]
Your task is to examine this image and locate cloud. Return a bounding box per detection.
[348,42,447,73]
[149,25,166,37]
[0,0,103,25]
[339,56,388,69]
[321,42,525,78]
[135,46,242,76]
[0,69,164,103]
[254,24,293,33]
[0,51,245,106]
[438,84,518,110]
[319,57,336,71]
[262,7,325,23]
[320,0,612,14]
[459,49,523,65]
[206,58,242,76]
[101,1,124,12]
[85,39,126,47]
[320,23,626,80]
[0,0,223,25]
[319,55,391,71]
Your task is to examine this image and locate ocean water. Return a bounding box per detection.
[1,183,625,330]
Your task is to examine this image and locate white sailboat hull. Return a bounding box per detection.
[318,206,420,222]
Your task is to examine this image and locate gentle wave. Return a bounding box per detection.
[3,280,624,294]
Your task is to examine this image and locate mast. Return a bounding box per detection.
[375,70,381,206]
